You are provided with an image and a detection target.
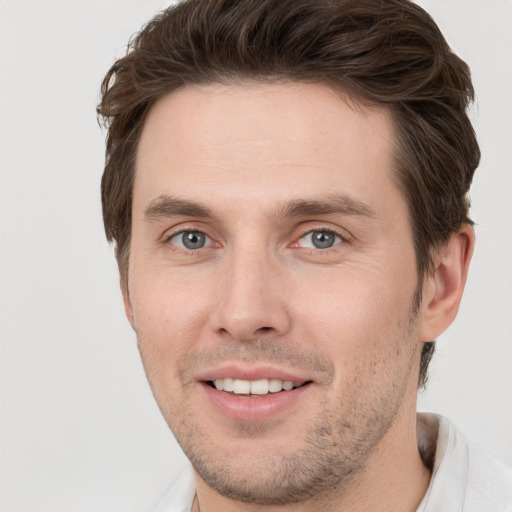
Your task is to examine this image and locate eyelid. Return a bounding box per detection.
[298,229,342,249]
[162,220,211,239]
[169,230,213,249]
[160,222,350,251]
[291,223,351,247]
[162,223,220,250]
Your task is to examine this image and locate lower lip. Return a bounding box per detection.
[200,382,311,422]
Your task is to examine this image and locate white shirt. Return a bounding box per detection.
[416,413,512,511]
[154,413,512,512]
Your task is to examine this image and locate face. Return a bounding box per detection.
[128,83,424,504]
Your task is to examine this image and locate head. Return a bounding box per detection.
[99,0,479,391]
[98,0,478,505]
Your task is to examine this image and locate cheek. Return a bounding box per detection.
[128,268,214,374]
[129,276,210,420]
[295,277,420,423]
[299,265,412,335]
[131,259,210,320]
[293,264,418,377]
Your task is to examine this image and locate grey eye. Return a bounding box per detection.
[170,231,210,250]
[298,230,341,249]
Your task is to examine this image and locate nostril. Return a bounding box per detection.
[258,326,273,333]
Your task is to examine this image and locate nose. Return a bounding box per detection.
[211,246,292,342]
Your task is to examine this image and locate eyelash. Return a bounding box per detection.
[164,228,215,254]
[163,226,349,253]
[293,227,347,251]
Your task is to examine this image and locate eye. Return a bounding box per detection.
[297,230,343,249]
[169,230,212,250]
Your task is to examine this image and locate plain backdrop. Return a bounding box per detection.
[1,1,511,511]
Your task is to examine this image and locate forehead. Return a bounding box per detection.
[134,82,402,220]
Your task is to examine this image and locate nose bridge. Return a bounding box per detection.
[213,238,290,340]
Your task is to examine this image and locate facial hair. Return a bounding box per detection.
[147,303,422,506]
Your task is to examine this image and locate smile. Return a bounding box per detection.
[201,374,313,422]
[210,378,306,395]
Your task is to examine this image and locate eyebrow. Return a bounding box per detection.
[144,195,217,222]
[143,193,376,223]
[277,194,376,219]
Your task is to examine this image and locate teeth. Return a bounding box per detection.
[250,379,269,395]
[212,378,299,395]
[223,378,234,392]
[282,380,294,391]
[269,378,284,393]
[233,379,251,394]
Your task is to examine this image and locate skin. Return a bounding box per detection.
[124,82,474,512]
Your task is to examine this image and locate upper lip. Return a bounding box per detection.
[195,364,314,384]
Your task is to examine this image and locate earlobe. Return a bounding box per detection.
[419,224,475,342]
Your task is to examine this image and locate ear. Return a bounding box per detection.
[419,224,475,341]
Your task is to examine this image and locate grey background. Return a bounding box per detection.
[1,1,511,510]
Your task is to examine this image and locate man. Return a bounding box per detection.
[97,0,512,510]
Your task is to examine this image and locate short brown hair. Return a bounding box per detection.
[98,0,480,388]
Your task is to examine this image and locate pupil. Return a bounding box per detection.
[312,231,334,249]
[183,231,205,249]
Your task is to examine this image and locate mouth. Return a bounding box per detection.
[206,378,311,396]
[197,366,315,421]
